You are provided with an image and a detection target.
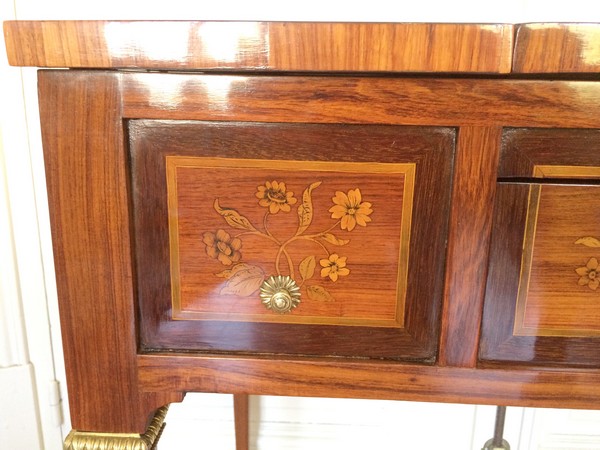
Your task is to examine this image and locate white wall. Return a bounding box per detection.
[1,1,64,448]
[0,104,43,450]
[6,0,600,22]
[2,1,600,449]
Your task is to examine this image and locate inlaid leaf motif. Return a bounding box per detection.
[205,179,373,309]
[215,263,256,279]
[220,264,264,297]
[299,255,316,281]
[296,181,322,235]
[575,237,600,248]
[320,233,350,246]
[214,199,257,231]
[306,285,335,302]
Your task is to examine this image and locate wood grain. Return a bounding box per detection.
[490,128,600,360]
[38,70,181,433]
[499,128,600,178]
[481,183,600,367]
[122,73,600,128]
[234,394,250,450]
[137,353,600,410]
[438,127,502,368]
[130,120,455,359]
[20,21,600,440]
[267,22,514,73]
[3,21,514,73]
[514,23,600,73]
[166,157,412,327]
[513,185,600,337]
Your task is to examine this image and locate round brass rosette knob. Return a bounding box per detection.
[259,275,301,314]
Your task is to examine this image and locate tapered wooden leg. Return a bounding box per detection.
[233,394,250,450]
[63,405,168,450]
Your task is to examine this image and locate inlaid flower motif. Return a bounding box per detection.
[319,253,350,282]
[203,229,242,266]
[329,188,373,231]
[576,257,599,290]
[208,180,376,309]
[256,180,298,214]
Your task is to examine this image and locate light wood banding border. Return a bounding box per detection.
[514,165,600,338]
[533,165,600,179]
[166,156,415,328]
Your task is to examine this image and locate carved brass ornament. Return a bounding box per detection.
[203,180,373,313]
[63,406,168,450]
[260,275,301,313]
[575,237,600,291]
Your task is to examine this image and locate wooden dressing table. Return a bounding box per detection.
[4,21,600,449]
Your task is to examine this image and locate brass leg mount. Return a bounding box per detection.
[63,405,169,450]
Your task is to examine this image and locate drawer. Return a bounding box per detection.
[130,120,455,360]
[481,128,600,367]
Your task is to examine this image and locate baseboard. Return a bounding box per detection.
[0,363,43,450]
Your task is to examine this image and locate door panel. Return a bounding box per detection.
[481,128,600,366]
[130,120,455,360]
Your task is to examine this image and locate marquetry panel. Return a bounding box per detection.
[481,128,600,367]
[167,157,414,328]
[514,184,600,337]
[130,120,454,359]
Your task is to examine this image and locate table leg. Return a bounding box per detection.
[234,394,250,450]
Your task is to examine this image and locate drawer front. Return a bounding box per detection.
[481,128,600,366]
[130,120,455,360]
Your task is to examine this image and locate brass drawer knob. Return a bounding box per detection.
[259,275,301,314]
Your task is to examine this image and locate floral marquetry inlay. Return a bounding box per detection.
[166,156,415,327]
[575,237,600,291]
[514,185,600,337]
[576,257,599,290]
[203,180,373,310]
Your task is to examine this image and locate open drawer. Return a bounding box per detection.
[481,128,600,367]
